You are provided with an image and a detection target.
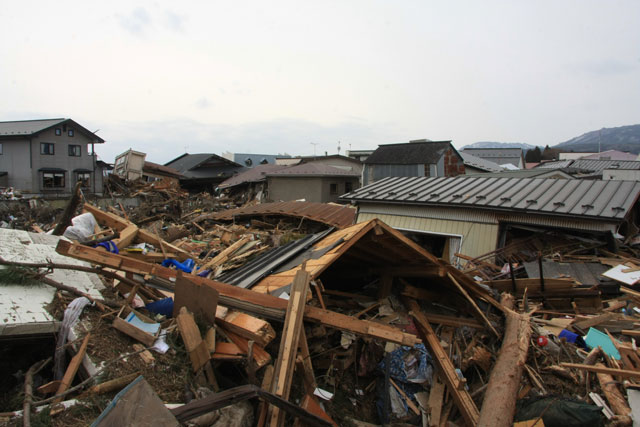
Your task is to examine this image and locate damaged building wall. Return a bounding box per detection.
[357,202,619,259]
[266,176,359,204]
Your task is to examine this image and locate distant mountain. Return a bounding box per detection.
[554,124,640,154]
[461,141,539,150]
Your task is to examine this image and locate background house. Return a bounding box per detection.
[165,153,246,192]
[114,149,182,185]
[459,151,504,174]
[362,139,465,185]
[218,163,288,202]
[0,118,105,196]
[266,163,360,203]
[341,175,640,263]
[275,154,363,176]
[461,147,525,169]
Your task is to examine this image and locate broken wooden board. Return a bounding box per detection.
[53,333,90,404]
[216,307,276,348]
[173,272,219,325]
[407,299,479,426]
[270,268,311,426]
[223,329,271,369]
[112,317,156,347]
[176,307,211,373]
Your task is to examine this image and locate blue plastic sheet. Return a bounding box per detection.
[161,258,195,273]
[145,298,174,317]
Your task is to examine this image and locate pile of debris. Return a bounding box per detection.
[1,199,640,426]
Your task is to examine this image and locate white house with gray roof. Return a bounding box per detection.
[0,118,105,196]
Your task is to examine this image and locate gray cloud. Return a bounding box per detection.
[116,8,152,36]
[195,97,211,109]
[164,10,186,33]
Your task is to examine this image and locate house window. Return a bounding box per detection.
[68,129,74,137]
[77,172,91,187]
[330,183,338,195]
[55,128,61,136]
[43,172,65,188]
[0,143,3,154]
[345,181,353,193]
[41,142,55,155]
[68,145,81,156]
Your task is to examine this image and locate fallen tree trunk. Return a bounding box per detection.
[596,364,632,426]
[478,293,531,427]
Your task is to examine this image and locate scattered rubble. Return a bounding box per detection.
[2,188,640,427]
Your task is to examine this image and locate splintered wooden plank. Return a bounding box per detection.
[54,333,91,404]
[114,224,139,250]
[223,330,271,368]
[176,307,211,372]
[216,309,276,348]
[112,317,156,347]
[408,299,479,426]
[447,272,499,338]
[269,268,311,427]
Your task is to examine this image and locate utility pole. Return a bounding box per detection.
[310,142,318,156]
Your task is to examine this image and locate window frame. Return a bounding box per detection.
[345,181,353,193]
[55,128,61,136]
[68,144,81,157]
[68,129,74,137]
[76,172,91,187]
[42,172,65,189]
[40,142,55,155]
[329,183,338,195]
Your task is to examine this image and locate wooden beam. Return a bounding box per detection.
[53,334,90,404]
[223,329,272,369]
[270,268,311,427]
[112,316,156,347]
[114,224,139,250]
[560,363,640,379]
[407,299,479,426]
[216,308,276,348]
[447,273,499,338]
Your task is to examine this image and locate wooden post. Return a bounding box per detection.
[595,363,632,424]
[478,294,531,427]
[269,267,311,427]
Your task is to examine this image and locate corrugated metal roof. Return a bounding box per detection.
[217,228,333,289]
[266,163,360,177]
[0,118,66,136]
[463,169,575,179]
[460,148,524,166]
[571,159,640,171]
[218,164,287,189]
[364,140,455,165]
[459,152,503,172]
[341,176,640,221]
[203,201,356,229]
[537,159,640,172]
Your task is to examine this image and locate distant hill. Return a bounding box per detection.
[555,124,640,154]
[461,141,538,150]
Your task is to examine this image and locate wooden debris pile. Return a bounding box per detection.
[3,200,640,426]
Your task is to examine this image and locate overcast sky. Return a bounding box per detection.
[1,1,639,163]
